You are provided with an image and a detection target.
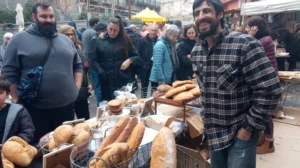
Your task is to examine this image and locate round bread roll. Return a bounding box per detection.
[165,86,187,98]
[172,80,193,88]
[150,127,176,168]
[69,123,91,147]
[189,87,201,96]
[74,123,90,133]
[182,84,196,90]
[173,92,194,101]
[53,125,73,146]
[107,99,123,109]
[2,136,37,167]
[109,106,123,113]
[157,84,172,93]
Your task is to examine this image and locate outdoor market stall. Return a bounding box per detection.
[1,80,209,168]
[131,7,166,22]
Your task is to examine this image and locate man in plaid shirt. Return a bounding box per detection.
[191,1,282,168]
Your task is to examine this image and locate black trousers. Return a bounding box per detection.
[23,102,74,145]
[140,68,152,98]
[74,100,90,120]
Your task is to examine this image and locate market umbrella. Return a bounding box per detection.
[132,7,166,22]
[15,3,24,32]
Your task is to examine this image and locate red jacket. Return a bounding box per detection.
[259,36,278,75]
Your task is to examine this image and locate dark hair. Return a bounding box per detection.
[32,2,52,15]
[89,18,99,27]
[183,24,197,39]
[0,77,10,93]
[122,20,128,27]
[193,0,225,28]
[108,15,130,58]
[247,16,270,39]
[174,20,182,28]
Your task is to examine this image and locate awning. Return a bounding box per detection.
[132,7,166,22]
[241,0,300,16]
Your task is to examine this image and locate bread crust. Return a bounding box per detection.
[115,117,138,143]
[165,86,187,98]
[173,92,194,101]
[182,84,196,90]
[189,87,201,96]
[126,121,145,158]
[107,99,123,109]
[53,125,73,146]
[172,80,193,88]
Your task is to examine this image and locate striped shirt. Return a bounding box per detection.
[191,28,282,151]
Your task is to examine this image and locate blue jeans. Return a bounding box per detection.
[92,69,101,106]
[210,132,258,168]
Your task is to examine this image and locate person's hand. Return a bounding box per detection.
[248,26,258,37]
[120,59,132,70]
[237,128,252,140]
[88,85,93,92]
[187,54,191,59]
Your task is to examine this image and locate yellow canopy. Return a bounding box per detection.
[132,7,166,22]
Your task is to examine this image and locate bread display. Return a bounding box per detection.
[157,84,172,94]
[116,93,138,107]
[173,92,194,101]
[89,143,129,168]
[115,117,138,142]
[182,84,196,90]
[189,87,200,96]
[2,136,37,167]
[150,127,176,168]
[94,117,130,157]
[165,86,187,98]
[172,80,193,88]
[126,121,145,157]
[1,152,14,168]
[53,125,73,147]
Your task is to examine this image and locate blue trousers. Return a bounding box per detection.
[210,132,258,168]
[91,69,101,106]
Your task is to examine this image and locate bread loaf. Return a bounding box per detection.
[1,152,14,168]
[126,121,145,157]
[115,117,138,142]
[172,80,193,88]
[157,84,172,93]
[189,87,201,96]
[94,117,130,157]
[48,137,56,150]
[53,125,73,146]
[173,92,194,101]
[2,137,37,167]
[89,143,129,168]
[69,123,91,147]
[150,127,176,168]
[107,99,123,110]
[182,84,196,90]
[165,86,186,98]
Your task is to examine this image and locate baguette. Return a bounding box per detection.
[189,87,201,96]
[172,80,193,88]
[173,92,194,101]
[182,84,196,90]
[165,86,186,98]
[89,143,129,168]
[115,117,138,142]
[150,127,176,168]
[94,117,130,157]
[126,121,145,157]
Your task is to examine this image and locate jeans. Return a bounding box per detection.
[92,69,101,106]
[210,132,259,168]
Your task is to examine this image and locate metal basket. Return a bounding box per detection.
[176,147,201,168]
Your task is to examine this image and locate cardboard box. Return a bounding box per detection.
[177,145,210,168]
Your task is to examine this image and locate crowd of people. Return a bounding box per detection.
[0,0,292,167]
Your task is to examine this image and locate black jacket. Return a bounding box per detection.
[1,104,35,144]
[137,34,158,70]
[176,38,196,80]
[90,33,140,100]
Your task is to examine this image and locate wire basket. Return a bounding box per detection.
[176,146,201,168]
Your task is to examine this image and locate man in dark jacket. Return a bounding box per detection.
[130,24,142,48]
[2,2,83,145]
[137,24,158,98]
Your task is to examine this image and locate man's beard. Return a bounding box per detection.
[196,18,219,38]
[36,19,57,37]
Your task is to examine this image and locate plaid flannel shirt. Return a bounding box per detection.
[191,28,282,151]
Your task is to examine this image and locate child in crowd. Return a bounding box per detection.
[0,77,35,148]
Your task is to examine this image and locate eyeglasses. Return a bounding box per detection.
[65,33,75,37]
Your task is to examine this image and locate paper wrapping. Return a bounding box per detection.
[144,115,174,131]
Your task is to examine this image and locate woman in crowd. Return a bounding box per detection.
[150,25,180,89]
[59,25,91,120]
[245,16,278,154]
[176,24,197,80]
[90,16,140,101]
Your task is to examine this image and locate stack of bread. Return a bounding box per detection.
[47,123,91,151]
[165,80,201,102]
[89,117,145,168]
[107,99,123,115]
[152,84,172,98]
[1,136,38,168]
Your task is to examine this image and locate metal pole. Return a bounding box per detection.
[111,0,116,16]
[128,0,132,20]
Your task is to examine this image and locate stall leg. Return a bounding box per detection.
[183,105,186,123]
